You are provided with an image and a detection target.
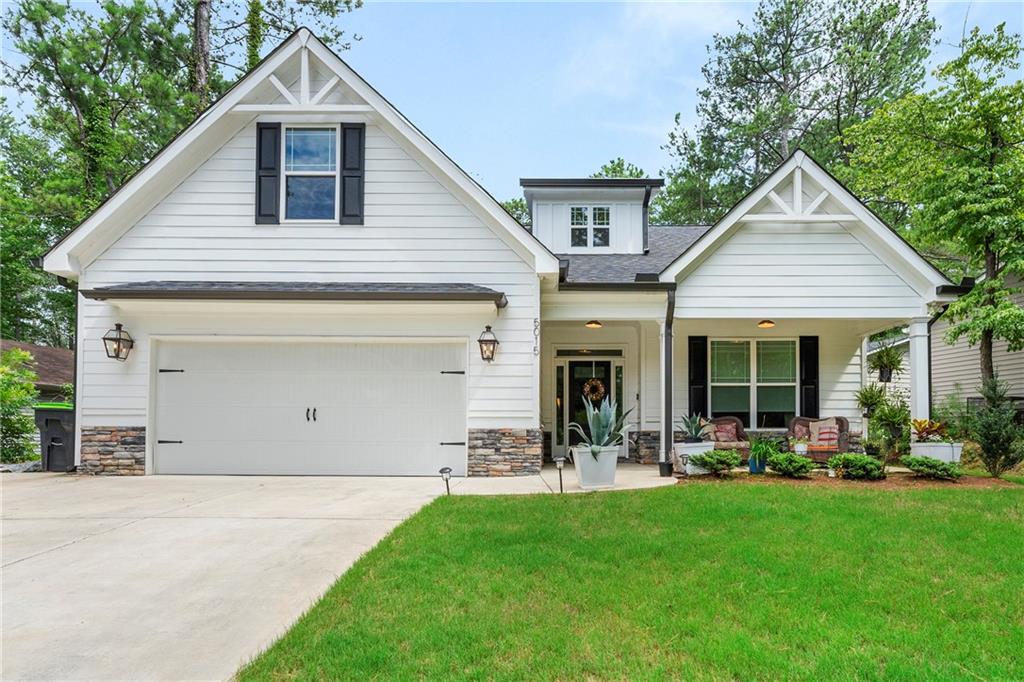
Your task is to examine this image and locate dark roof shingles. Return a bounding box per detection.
[0,340,74,388]
[559,226,709,283]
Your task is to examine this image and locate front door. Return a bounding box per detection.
[553,356,624,458]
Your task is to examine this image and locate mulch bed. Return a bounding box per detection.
[676,470,1019,490]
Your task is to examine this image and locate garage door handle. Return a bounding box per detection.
[312,408,317,422]
[440,441,465,446]
[306,408,310,422]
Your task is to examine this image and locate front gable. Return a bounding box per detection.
[661,152,953,319]
[44,29,558,280]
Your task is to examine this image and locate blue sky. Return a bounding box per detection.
[2,1,1021,202]
[334,1,1022,200]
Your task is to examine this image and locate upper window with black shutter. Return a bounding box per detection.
[282,126,338,221]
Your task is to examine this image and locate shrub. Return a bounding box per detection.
[690,449,741,476]
[933,390,972,441]
[767,452,814,478]
[900,455,961,480]
[1,348,39,463]
[969,378,1024,478]
[873,394,910,457]
[828,453,886,480]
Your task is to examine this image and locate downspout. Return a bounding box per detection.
[642,184,652,254]
[661,286,677,475]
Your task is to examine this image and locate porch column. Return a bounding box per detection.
[908,316,930,422]
[661,288,677,463]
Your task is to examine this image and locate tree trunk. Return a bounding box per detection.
[980,239,997,381]
[192,0,212,111]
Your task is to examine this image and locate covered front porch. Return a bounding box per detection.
[540,297,933,465]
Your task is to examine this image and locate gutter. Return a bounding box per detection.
[662,286,677,467]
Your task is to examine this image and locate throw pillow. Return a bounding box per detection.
[714,422,738,443]
[810,418,839,445]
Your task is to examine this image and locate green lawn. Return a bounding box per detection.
[240,483,1023,681]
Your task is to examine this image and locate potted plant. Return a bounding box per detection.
[868,343,903,383]
[568,394,633,490]
[909,419,963,463]
[748,435,777,474]
[673,413,715,475]
[791,437,809,455]
[855,383,887,418]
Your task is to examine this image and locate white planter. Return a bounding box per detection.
[673,441,715,475]
[571,445,620,490]
[910,442,964,463]
[794,443,809,455]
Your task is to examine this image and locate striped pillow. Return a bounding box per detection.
[810,418,839,445]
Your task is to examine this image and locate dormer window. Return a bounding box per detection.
[569,205,611,248]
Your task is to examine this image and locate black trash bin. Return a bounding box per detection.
[34,405,75,472]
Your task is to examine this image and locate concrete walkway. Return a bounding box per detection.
[1,464,669,681]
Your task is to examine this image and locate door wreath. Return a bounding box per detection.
[582,377,606,403]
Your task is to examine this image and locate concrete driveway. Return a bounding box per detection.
[1,473,441,681]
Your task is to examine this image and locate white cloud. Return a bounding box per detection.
[556,1,753,101]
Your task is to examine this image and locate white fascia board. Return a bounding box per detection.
[658,154,801,283]
[304,37,560,276]
[42,37,304,280]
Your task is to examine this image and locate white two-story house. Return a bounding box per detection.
[43,29,959,477]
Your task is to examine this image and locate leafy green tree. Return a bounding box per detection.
[501,198,531,227]
[659,0,935,224]
[969,378,1024,478]
[845,25,1024,380]
[1,349,40,463]
[590,158,646,179]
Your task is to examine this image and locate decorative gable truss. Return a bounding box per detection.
[43,28,559,279]
[659,151,954,307]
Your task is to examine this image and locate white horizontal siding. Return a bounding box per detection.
[79,121,540,431]
[676,223,925,318]
[931,278,1024,402]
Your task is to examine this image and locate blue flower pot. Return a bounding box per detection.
[749,458,766,474]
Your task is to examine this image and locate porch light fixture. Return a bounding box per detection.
[757,319,776,329]
[477,325,499,362]
[584,320,603,329]
[553,456,565,493]
[439,467,452,495]
[102,323,134,361]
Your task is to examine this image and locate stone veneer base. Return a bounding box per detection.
[468,428,543,477]
[79,427,146,475]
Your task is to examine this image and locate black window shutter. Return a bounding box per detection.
[340,123,365,225]
[688,336,708,418]
[799,336,819,418]
[255,123,281,224]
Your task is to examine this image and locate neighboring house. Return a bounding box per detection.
[931,271,1024,406]
[0,340,74,402]
[42,29,958,477]
[865,271,1023,411]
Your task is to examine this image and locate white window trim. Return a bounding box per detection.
[567,204,613,251]
[708,338,800,430]
[281,124,340,223]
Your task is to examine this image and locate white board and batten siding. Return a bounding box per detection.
[674,222,928,320]
[78,121,541,433]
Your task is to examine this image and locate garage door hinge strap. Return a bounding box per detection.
[158,369,185,373]
[440,370,465,375]
[440,441,466,446]
[157,440,183,444]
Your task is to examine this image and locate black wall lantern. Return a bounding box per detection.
[477,325,499,362]
[102,323,134,361]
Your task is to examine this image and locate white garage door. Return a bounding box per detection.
[154,340,467,476]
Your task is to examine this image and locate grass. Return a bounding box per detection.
[240,483,1024,681]
[963,468,1024,486]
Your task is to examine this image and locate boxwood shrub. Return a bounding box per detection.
[767,452,814,478]
[900,455,961,480]
[828,453,885,480]
[690,449,741,476]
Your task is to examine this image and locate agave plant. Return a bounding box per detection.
[568,394,634,459]
[676,413,707,442]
